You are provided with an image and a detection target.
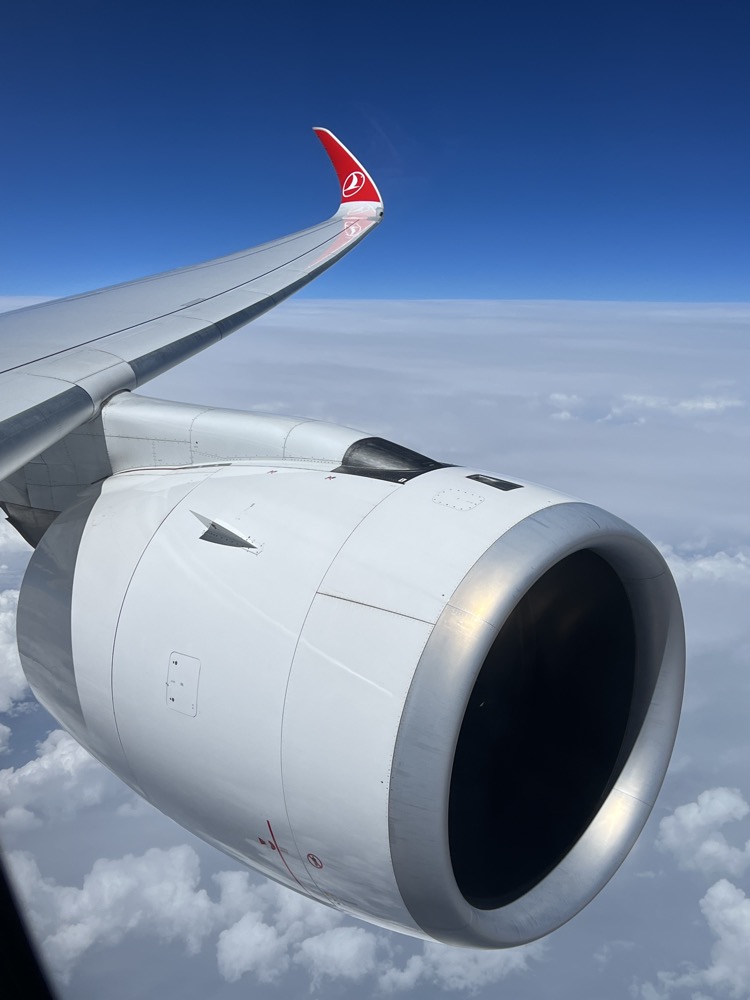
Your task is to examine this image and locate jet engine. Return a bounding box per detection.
[16,407,684,948]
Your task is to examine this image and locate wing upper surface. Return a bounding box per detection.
[0,129,383,483]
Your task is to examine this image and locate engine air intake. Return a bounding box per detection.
[389,501,684,947]
[449,549,636,908]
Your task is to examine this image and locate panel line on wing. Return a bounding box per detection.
[0,217,368,376]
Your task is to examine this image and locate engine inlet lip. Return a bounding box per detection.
[388,501,685,948]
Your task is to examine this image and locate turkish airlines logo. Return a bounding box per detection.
[342,170,365,198]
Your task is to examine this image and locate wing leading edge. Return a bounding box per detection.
[0,129,384,483]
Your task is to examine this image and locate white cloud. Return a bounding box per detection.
[548,392,583,421]
[1,804,41,832]
[0,721,10,754]
[635,880,750,1000]
[114,794,155,818]
[550,410,575,421]
[603,393,744,424]
[7,845,216,984]
[7,837,546,993]
[213,875,344,984]
[213,878,544,995]
[543,386,745,428]
[638,791,750,998]
[295,926,378,985]
[216,909,293,984]
[0,522,32,713]
[0,729,121,834]
[0,589,30,713]
[11,843,359,988]
[658,546,750,587]
[595,939,636,968]
[622,394,744,417]
[0,518,32,556]
[657,788,750,878]
[695,879,750,997]
[379,940,546,993]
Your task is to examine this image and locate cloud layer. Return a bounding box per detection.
[0,730,121,834]
[657,788,750,878]
[0,589,29,713]
[635,789,750,998]
[8,843,545,991]
[0,297,748,998]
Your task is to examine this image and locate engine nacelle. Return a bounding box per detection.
[17,451,684,947]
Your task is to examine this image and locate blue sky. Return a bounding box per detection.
[1,1,748,300]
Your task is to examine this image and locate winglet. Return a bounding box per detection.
[313,127,384,217]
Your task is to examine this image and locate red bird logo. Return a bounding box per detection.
[342,170,365,197]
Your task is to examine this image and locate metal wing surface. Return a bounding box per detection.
[0,128,383,482]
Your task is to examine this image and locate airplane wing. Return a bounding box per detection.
[0,128,383,483]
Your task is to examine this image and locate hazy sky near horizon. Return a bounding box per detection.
[1,1,749,996]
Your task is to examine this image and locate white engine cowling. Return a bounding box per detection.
[17,449,684,947]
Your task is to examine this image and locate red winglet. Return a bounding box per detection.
[313,127,383,209]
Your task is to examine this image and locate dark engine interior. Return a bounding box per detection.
[449,549,636,908]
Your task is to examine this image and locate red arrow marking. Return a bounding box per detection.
[266,820,304,888]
